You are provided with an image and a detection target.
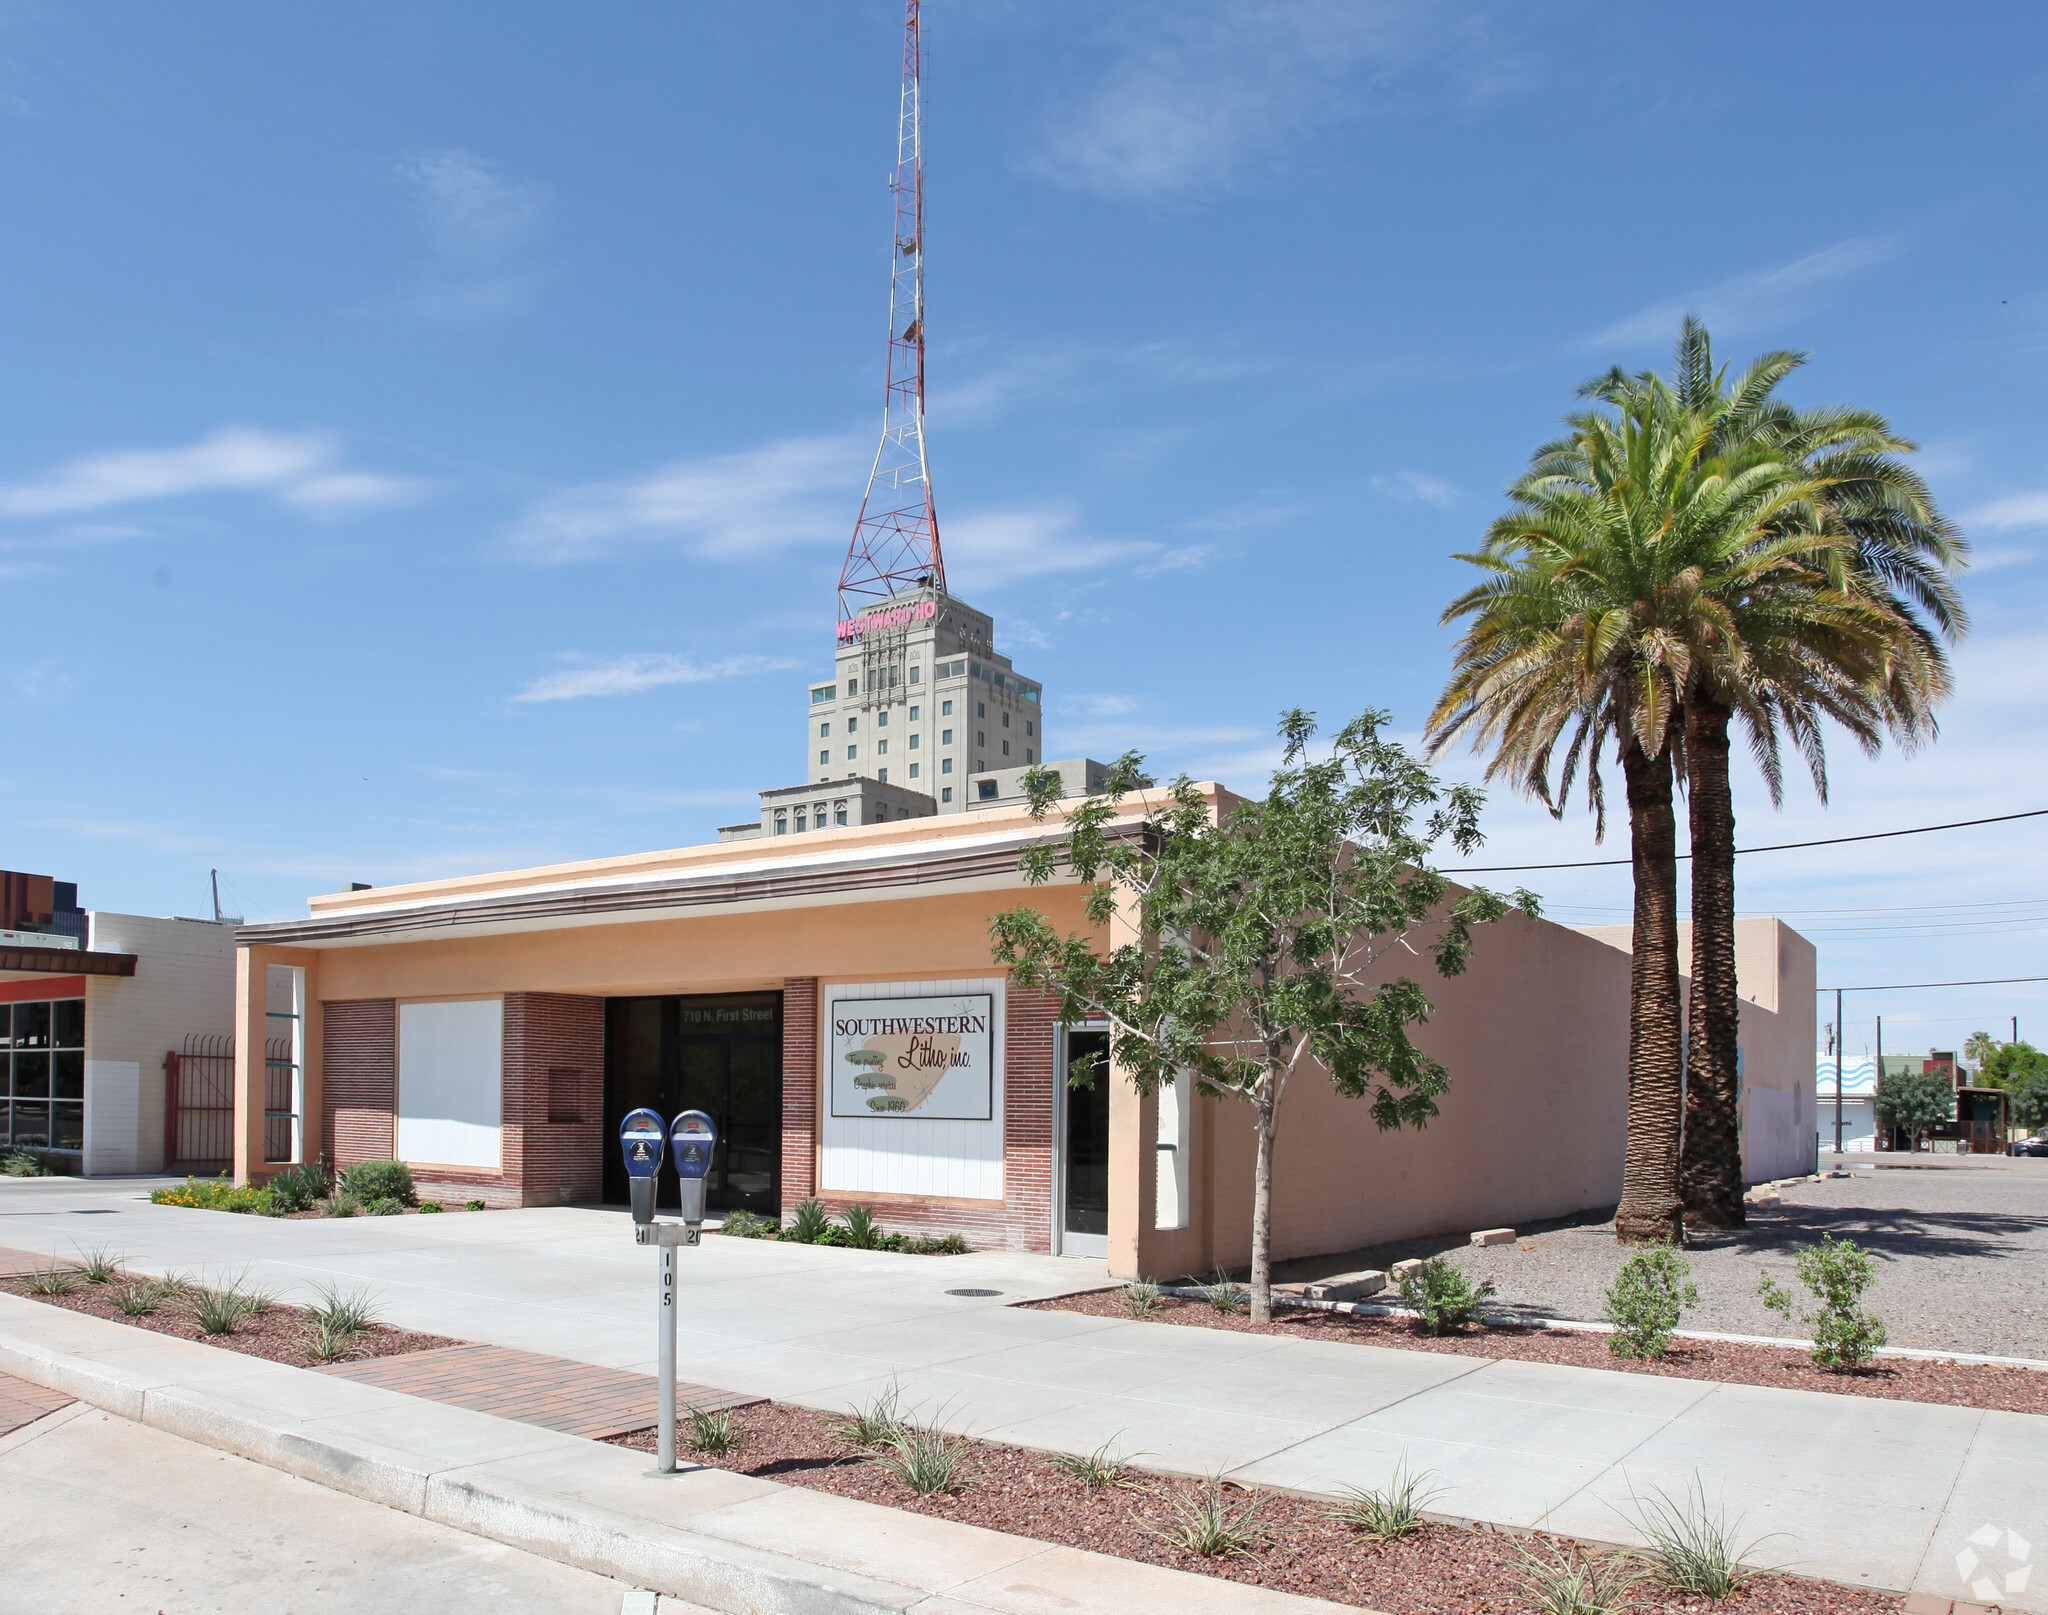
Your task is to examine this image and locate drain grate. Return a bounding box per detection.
[946,1287,1002,1298]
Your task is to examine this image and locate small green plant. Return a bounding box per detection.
[1397,1258,1495,1335]
[366,1196,406,1217]
[1202,1272,1247,1314]
[1605,1248,1699,1359]
[719,1209,778,1239]
[1119,1281,1162,1318]
[1512,1539,1641,1615]
[1047,1437,1141,1488]
[685,1407,741,1454]
[1756,1233,1887,1370]
[782,1198,832,1244]
[1142,1479,1266,1558]
[839,1204,885,1249]
[304,1318,361,1363]
[307,1283,384,1335]
[835,1383,907,1448]
[465,1199,487,1212]
[327,1194,361,1218]
[898,1232,967,1255]
[1324,1461,1443,1541]
[25,1265,81,1296]
[187,1285,251,1336]
[339,1159,416,1206]
[267,1163,330,1213]
[116,1280,173,1317]
[417,1200,444,1213]
[872,1423,973,1495]
[72,1245,122,1285]
[150,1175,274,1214]
[1625,1478,1779,1598]
[2,1146,58,1176]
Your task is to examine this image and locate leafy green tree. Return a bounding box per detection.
[989,709,1532,1324]
[1975,1040,2048,1091]
[1580,321,1963,1229]
[2010,1072,2048,1135]
[1873,1069,1952,1151]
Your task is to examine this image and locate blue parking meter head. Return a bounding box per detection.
[670,1109,717,1180]
[620,1108,666,1178]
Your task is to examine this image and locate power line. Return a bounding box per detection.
[1816,975,2048,994]
[1445,806,2048,873]
[1548,896,2048,916]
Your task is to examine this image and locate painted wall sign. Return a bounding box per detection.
[836,599,938,642]
[828,993,993,1120]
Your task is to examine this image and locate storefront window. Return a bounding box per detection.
[3,996,85,1154]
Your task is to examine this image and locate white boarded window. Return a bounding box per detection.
[397,999,503,1170]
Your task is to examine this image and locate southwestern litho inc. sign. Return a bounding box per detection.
[829,994,993,1120]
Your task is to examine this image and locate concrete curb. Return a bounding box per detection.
[0,1294,1350,1615]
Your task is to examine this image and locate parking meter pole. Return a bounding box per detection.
[657,1237,678,1473]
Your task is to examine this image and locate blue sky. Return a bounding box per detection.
[2,1,2044,1058]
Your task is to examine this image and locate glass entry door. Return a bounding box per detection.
[1059,1028,1111,1257]
[603,992,782,1213]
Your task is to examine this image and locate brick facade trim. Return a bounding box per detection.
[779,978,819,1213]
[322,999,395,1172]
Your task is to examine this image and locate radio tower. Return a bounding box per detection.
[838,0,944,622]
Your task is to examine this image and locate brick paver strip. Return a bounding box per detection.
[0,1368,73,1437]
[318,1344,760,1440]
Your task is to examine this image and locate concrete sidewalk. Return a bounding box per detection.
[5,1179,2045,1608]
[0,1294,1345,1615]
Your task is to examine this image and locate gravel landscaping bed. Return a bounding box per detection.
[1263,1164,2048,1360]
[1028,1290,2048,1416]
[609,1403,1900,1614]
[1,1269,463,1369]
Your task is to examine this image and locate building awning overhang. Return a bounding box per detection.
[0,945,136,977]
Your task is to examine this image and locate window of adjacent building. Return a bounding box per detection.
[941,786,953,802]
[794,811,807,831]
[1002,740,1011,756]
[941,757,953,773]
[977,730,985,746]
[940,728,952,744]
[834,802,848,826]
[811,685,835,704]
[877,767,889,783]
[977,701,986,718]
[909,665,921,683]
[942,699,953,716]
[1025,749,1034,764]
[1025,720,1034,737]
[847,715,858,731]
[846,745,857,760]
[847,677,858,695]
[908,733,920,749]
[1002,711,1010,728]
[775,815,788,834]
[876,739,889,755]
[877,709,889,727]
[978,780,999,800]
[909,705,919,720]
[908,762,920,779]
[819,721,830,737]
[2,997,85,1154]
[814,802,826,821]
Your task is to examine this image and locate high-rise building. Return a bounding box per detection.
[805,584,1042,812]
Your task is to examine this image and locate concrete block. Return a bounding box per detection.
[1470,1228,1517,1247]
[1902,1596,1953,1615]
[1389,1259,1425,1281]
[1302,1271,1386,1302]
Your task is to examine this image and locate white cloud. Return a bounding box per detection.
[1027,1,1522,202]
[504,435,863,564]
[943,508,1154,588]
[1134,543,1220,578]
[0,428,423,521]
[1069,694,1141,719]
[398,148,551,322]
[1587,237,1895,350]
[513,653,796,703]
[1964,491,2048,533]
[1373,470,1461,508]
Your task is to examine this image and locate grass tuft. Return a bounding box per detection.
[1323,1461,1443,1540]
[1625,1477,1780,1598]
[834,1383,907,1449]
[1047,1437,1141,1488]
[187,1284,250,1336]
[72,1244,122,1285]
[872,1423,973,1495]
[1513,1539,1642,1615]
[1119,1282,1163,1319]
[307,1283,384,1335]
[304,1317,361,1363]
[25,1265,81,1296]
[1142,1478,1266,1558]
[1202,1272,1247,1314]
[685,1408,741,1454]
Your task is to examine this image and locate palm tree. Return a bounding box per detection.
[1429,365,1924,1243]
[1584,323,1965,1226]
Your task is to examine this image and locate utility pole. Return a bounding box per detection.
[1876,1014,1886,1149]
[1833,986,1844,1156]
[211,869,223,925]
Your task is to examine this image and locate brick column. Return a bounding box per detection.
[780,978,819,1214]
[322,1000,395,1172]
[503,993,606,1207]
[1004,984,1059,1252]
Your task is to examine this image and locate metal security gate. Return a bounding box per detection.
[163,1033,297,1173]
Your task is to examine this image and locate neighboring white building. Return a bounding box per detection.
[1815,1055,1880,1151]
[1,909,237,1176]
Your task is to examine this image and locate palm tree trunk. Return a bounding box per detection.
[1680,697,1746,1228]
[1248,1096,1276,1325]
[1615,731,1686,1244]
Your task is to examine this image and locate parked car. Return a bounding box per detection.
[2012,1133,2048,1158]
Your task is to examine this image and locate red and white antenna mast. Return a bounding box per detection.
[838,0,944,621]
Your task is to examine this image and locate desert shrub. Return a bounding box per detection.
[25,1266,80,1296]
[339,1159,415,1206]
[304,1318,360,1363]
[1605,1248,1699,1359]
[781,1198,832,1244]
[1324,1462,1442,1540]
[326,1194,361,1218]
[1626,1478,1779,1597]
[839,1205,885,1249]
[886,1231,967,1255]
[1120,1282,1163,1318]
[1048,1437,1140,1488]
[1203,1274,1247,1314]
[1142,1480,1266,1557]
[72,1245,122,1285]
[1,1147,59,1177]
[307,1283,384,1335]
[366,1196,406,1217]
[187,1284,252,1336]
[835,1383,907,1448]
[117,1279,178,1317]
[1757,1233,1887,1370]
[1397,1258,1495,1335]
[720,1210,778,1239]
[150,1176,274,1214]
[465,1199,487,1212]
[872,1424,972,1495]
[267,1164,330,1213]
[686,1408,740,1454]
[1513,1540,1640,1615]
[417,1200,444,1213]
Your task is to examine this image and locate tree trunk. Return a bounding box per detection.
[1614,731,1686,1245]
[1249,1098,1276,1325]
[1679,696,1746,1229]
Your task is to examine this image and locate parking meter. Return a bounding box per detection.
[670,1110,717,1229]
[619,1108,665,1226]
